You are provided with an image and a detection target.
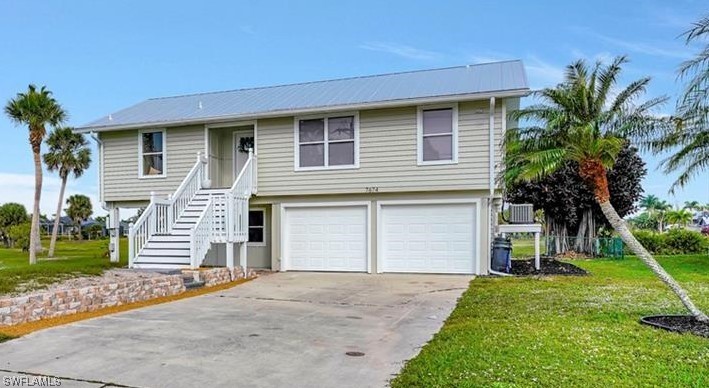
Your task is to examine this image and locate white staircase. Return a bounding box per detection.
[128,150,257,270]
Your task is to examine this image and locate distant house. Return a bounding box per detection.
[40,216,76,236]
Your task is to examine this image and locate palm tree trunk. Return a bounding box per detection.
[29,149,43,265]
[48,177,67,257]
[581,160,708,322]
[598,200,708,322]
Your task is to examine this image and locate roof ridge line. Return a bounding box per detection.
[147,60,522,101]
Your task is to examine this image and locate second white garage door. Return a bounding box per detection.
[284,205,368,272]
[380,202,477,274]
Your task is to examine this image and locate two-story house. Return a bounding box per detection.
[77,61,529,275]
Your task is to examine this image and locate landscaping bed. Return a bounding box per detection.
[641,315,709,338]
[509,257,588,276]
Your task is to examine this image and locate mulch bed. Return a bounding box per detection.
[641,315,709,338]
[508,257,588,276]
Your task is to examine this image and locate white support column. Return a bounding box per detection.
[226,242,234,269]
[239,242,247,275]
[534,231,541,270]
[110,207,120,263]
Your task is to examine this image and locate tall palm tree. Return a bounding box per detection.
[652,15,709,193]
[655,199,672,233]
[43,127,91,257]
[4,85,67,264]
[506,56,708,322]
[65,194,92,241]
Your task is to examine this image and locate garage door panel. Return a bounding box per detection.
[285,206,368,272]
[381,203,476,274]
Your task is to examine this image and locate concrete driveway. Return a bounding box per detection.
[0,272,471,388]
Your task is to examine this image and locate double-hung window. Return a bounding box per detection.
[417,105,458,165]
[295,113,358,170]
[139,130,166,178]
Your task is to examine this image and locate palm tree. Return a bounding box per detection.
[639,194,661,211]
[506,56,708,322]
[666,209,693,228]
[683,200,701,212]
[43,127,91,257]
[655,199,672,233]
[651,16,709,193]
[4,85,67,264]
[65,195,92,240]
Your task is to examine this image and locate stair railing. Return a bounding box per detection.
[190,199,214,269]
[128,151,208,267]
[226,149,256,242]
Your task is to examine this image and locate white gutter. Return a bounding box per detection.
[89,132,107,211]
[75,89,530,133]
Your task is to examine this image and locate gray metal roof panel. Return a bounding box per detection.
[80,60,528,131]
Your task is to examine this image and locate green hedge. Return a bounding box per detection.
[631,229,708,255]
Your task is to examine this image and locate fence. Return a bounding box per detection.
[546,236,625,259]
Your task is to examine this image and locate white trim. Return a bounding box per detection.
[205,119,257,129]
[376,198,482,275]
[137,129,167,179]
[293,112,360,171]
[78,89,530,133]
[280,201,372,273]
[232,128,256,182]
[247,208,267,247]
[417,104,459,166]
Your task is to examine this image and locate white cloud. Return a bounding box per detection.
[0,172,105,218]
[239,25,255,35]
[525,56,565,89]
[575,28,690,60]
[359,42,442,61]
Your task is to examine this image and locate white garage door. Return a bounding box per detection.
[380,203,476,274]
[284,205,368,272]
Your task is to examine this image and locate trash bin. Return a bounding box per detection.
[491,236,512,273]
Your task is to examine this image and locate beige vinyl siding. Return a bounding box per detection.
[102,125,204,202]
[256,100,505,196]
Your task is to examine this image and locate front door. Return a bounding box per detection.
[233,128,255,182]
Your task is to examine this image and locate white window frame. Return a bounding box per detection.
[417,104,458,166]
[248,208,267,247]
[138,129,167,179]
[293,112,360,171]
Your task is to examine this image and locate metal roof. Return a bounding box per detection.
[78,60,528,132]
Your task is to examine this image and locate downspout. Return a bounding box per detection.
[488,97,496,274]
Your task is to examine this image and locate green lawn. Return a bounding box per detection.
[0,238,128,295]
[509,237,544,258]
[392,255,709,387]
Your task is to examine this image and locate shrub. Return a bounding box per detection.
[664,229,708,254]
[7,222,31,251]
[631,230,666,254]
[631,228,708,255]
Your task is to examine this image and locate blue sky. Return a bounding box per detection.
[1,0,707,216]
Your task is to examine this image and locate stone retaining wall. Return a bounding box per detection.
[0,266,258,327]
[196,267,258,287]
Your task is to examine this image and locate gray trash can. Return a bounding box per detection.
[491,236,512,273]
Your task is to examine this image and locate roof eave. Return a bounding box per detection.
[75,88,530,133]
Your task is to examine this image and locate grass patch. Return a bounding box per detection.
[0,332,15,343]
[509,236,546,258]
[0,238,128,295]
[392,255,709,387]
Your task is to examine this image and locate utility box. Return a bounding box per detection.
[509,204,534,224]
